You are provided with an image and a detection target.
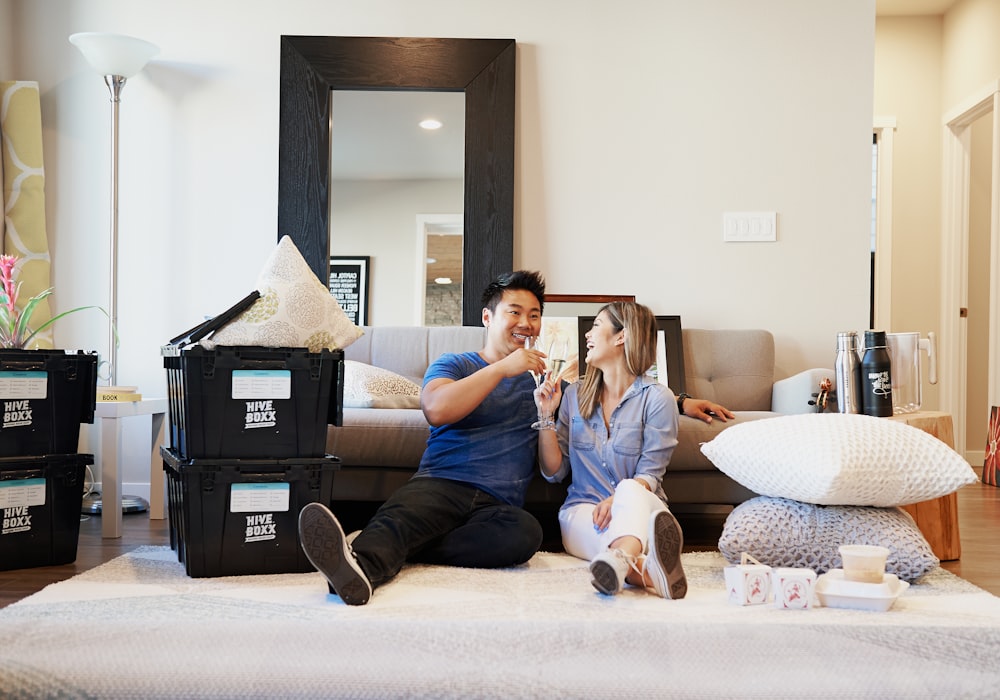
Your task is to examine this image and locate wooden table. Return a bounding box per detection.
[890,410,962,561]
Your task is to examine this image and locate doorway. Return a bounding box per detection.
[941,80,1000,462]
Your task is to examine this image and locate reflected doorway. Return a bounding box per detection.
[416,214,463,325]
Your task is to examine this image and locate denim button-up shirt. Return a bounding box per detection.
[544,375,679,509]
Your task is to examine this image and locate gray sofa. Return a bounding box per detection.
[326,326,809,523]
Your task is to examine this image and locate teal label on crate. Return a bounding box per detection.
[1,478,44,535]
[0,371,47,400]
[231,370,292,400]
[0,478,45,510]
[230,482,290,513]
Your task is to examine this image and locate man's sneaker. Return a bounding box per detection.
[644,510,688,599]
[589,548,636,595]
[298,503,372,605]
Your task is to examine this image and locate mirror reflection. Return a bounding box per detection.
[330,90,465,325]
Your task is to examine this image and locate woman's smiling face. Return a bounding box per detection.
[584,310,623,368]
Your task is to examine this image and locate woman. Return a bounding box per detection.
[535,302,727,599]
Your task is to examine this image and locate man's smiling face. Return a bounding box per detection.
[482,289,543,359]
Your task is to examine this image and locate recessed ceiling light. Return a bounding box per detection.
[434,277,453,285]
[420,119,443,130]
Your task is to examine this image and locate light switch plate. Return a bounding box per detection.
[723,212,777,242]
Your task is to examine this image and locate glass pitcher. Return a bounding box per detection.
[886,332,937,414]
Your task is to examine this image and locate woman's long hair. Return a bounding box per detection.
[576,302,658,419]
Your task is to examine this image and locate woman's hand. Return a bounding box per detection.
[533,374,563,419]
[592,496,614,533]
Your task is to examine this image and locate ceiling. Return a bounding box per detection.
[876,0,958,15]
[330,90,465,180]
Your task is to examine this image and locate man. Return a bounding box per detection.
[298,270,732,605]
[299,270,551,605]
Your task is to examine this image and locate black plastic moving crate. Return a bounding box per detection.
[161,446,339,578]
[0,453,93,570]
[0,350,97,457]
[162,345,343,460]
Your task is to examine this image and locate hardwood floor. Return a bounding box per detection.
[2,479,998,608]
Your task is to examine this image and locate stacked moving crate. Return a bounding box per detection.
[161,341,343,578]
[0,350,98,570]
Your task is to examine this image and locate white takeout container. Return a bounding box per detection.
[815,569,910,612]
[772,567,816,610]
[838,544,891,583]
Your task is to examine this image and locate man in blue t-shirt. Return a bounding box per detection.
[298,270,550,605]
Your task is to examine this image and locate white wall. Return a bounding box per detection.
[6,0,876,400]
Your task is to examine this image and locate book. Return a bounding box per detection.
[98,386,143,402]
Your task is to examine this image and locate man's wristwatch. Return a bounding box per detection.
[676,392,691,415]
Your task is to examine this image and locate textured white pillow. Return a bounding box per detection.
[343,361,421,409]
[718,496,939,582]
[206,236,363,352]
[700,413,977,506]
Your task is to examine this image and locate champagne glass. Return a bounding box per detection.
[531,338,568,430]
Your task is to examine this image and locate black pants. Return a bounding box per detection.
[349,477,543,589]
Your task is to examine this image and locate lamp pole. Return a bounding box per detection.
[105,74,126,387]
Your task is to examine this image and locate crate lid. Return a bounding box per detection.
[162,290,260,356]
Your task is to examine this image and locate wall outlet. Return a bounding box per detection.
[723,212,777,242]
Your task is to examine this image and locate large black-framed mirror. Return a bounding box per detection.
[278,36,515,326]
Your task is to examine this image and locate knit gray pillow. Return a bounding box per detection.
[718,496,939,582]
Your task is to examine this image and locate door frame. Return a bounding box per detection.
[941,79,1000,459]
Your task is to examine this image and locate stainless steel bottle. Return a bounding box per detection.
[835,332,862,414]
[861,330,893,417]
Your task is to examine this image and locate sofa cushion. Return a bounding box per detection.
[327,408,430,468]
[343,361,421,409]
[682,329,774,411]
[718,496,939,582]
[208,236,363,352]
[700,413,977,506]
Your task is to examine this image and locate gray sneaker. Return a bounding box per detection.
[645,510,687,599]
[589,548,636,595]
[298,503,372,605]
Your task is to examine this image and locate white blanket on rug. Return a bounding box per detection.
[1,547,999,699]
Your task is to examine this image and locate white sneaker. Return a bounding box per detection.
[298,503,372,605]
[644,510,687,599]
[590,548,636,595]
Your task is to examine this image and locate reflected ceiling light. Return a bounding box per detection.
[419,118,443,130]
[434,277,453,285]
[426,257,437,264]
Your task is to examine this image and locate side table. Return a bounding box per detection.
[890,410,962,561]
[95,398,168,539]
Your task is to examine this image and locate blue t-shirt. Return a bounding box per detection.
[416,351,539,507]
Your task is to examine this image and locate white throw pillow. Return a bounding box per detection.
[718,496,938,582]
[700,413,977,507]
[206,236,363,352]
[343,361,421,409]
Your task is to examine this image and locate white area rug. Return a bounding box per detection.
[1,547,999,698]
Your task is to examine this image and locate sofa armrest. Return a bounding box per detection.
[771,367,835,415]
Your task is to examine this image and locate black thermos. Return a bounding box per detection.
[861,330,893,417]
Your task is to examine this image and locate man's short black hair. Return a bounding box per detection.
[481,270,546,314]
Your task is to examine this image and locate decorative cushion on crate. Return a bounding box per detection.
[700,413,977,507]
[206,236,363,353]
[718,496,939,582]
[343,361,421,409]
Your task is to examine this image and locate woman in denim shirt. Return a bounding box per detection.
[536,302,729,599]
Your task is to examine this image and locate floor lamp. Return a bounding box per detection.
[69,31,158,388]
[70,32,158,515]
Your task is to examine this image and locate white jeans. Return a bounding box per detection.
[558,479,669,562]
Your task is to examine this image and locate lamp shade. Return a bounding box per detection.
[69,32,159,78]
